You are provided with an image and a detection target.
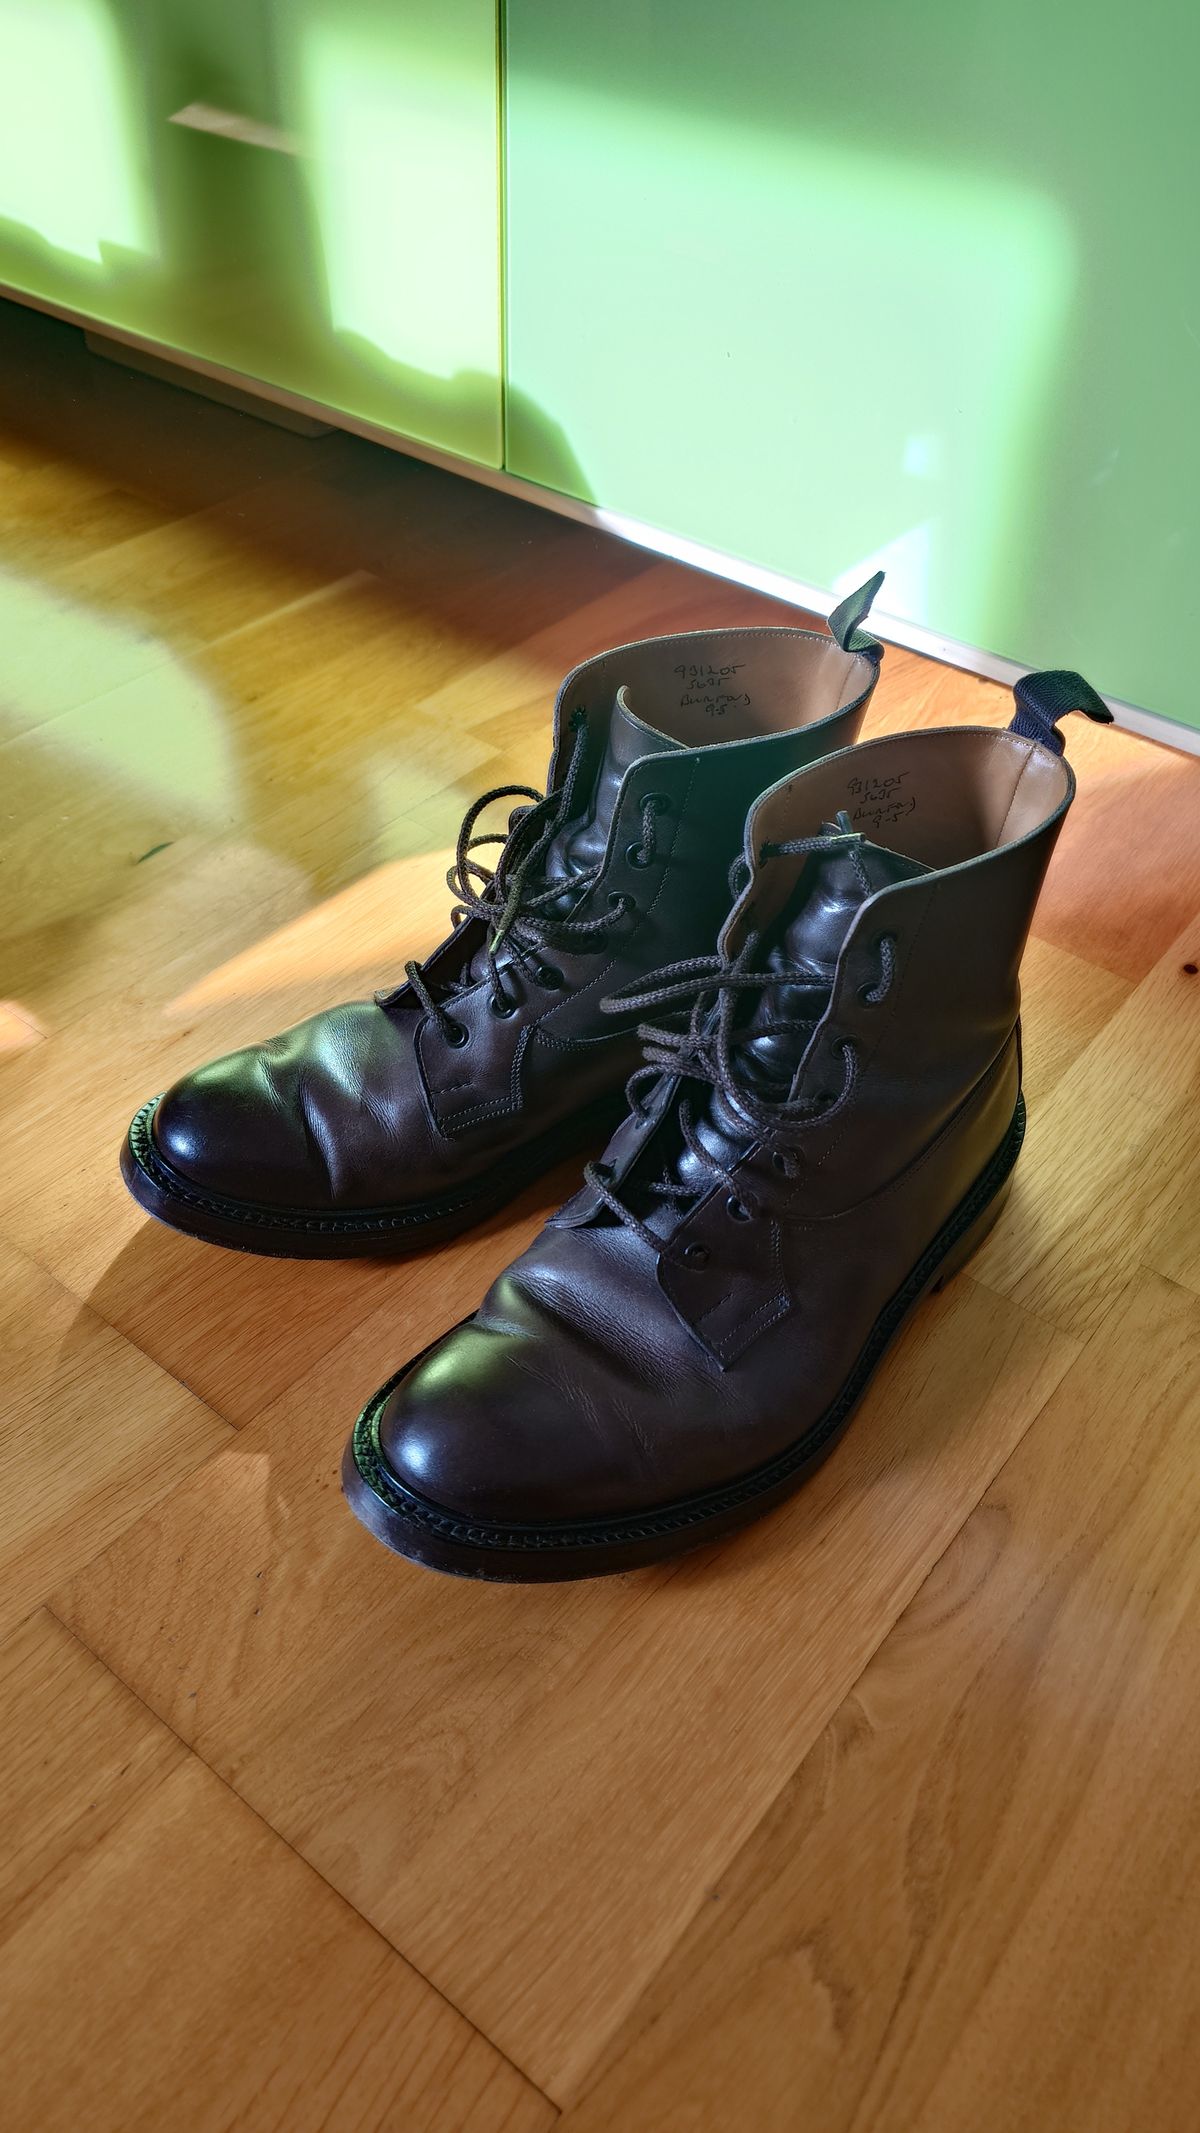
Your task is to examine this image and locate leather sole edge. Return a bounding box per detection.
[119,1093,625,1260]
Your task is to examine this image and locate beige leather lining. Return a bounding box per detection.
[753,727,1072,870]
[575,629,871,747]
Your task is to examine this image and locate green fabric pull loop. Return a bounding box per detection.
[1010,670,1114,757]
[827,571,885,658]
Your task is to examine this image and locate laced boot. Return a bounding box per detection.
[344,669,1112,1575]
[121,577,885,1254]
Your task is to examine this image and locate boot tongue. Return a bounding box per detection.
[542,693,683,888]
[738,818,929,1093]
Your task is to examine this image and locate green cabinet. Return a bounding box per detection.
[3,0,1197,729]
[505,2,1200,732]
[0,0,501,465]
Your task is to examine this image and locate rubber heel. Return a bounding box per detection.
[929,1174,1013,1293]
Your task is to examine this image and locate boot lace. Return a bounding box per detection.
[380,711,668,1044]
[584,828,895,1257]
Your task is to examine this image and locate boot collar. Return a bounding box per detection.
[721,717,1082,965]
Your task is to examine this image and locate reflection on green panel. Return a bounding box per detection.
[0,0,501,466]
[298,22,498,380]
[293,5,501,461]
[505,2,1200,730]
[0,0,154,266]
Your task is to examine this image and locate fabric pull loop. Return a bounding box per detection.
[827,571,885,658]
[1010,670,1114,756]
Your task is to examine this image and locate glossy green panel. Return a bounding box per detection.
[505,3,1200,728]
[0,0,501,465]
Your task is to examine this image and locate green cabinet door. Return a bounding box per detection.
[0,0,501,465]
[505,2,1200,729]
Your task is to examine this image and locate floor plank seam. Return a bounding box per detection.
[0,1216,333,1439]
[556,1268,1089,2111]
[40,1603,562,2117]
[0,1220,247,1444]
[1136,1261,1200,1309]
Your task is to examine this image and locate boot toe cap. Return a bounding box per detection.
[374,1315,642,1529]
[150,1049,318,1208]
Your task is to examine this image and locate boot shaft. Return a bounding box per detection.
[719,674,1112,1204]
[414,584,887,1071]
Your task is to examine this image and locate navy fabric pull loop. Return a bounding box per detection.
[1010,670,1113,757]
[827,571,884,658]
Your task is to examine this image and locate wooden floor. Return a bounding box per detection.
[3,299,1200,2133]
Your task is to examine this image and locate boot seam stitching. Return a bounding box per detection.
[812,875,936,1174]
[542,758,701,1021]
[995,741,1037,845]
[786,1029,1020,1228]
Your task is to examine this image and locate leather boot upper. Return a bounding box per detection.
[374,678,1110,1527]
[149,603,883,1213]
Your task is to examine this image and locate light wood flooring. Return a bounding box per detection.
[3,299,1200,2132]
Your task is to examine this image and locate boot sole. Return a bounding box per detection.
[343,1095,1026,1579]
[120,1092,626,1259]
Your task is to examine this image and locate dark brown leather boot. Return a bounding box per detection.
[120,579,884,1254]
[344,671,1112,1577]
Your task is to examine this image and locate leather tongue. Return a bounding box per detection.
[739,820,929,1092]
[543,691,683,887]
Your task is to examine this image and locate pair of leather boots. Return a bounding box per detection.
[121,575,1111,1580]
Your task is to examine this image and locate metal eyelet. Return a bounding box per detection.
[609,890,634,916]
[641,791,671,815]
[537,963,564,990]
[443,1019,468,1048]
[726,1195,752,1221]
[682,1241,709,1267]
[489,990,518,1018]
[626,842,652,868]
[771,1150,791,1176]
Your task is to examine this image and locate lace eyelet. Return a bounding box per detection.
[641,791,671,815]
[537,963,564,990]
[609,890,635,916]
[626,842,652,869]
[489,990,518,1018]
[681,1241,709,1267]
[770,1150,792,1176]
[726,1195,752,1222]
[860,933,897,1004]
[443,1019,469,1048]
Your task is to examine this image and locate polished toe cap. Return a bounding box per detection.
[152,1047,321,1208]
[375,1309,651,1527]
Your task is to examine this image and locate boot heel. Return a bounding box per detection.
[929,1175,1013,1293]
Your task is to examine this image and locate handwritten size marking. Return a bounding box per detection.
[850,794,917,832]
[846,771,908,802]
[675,661,750,718]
